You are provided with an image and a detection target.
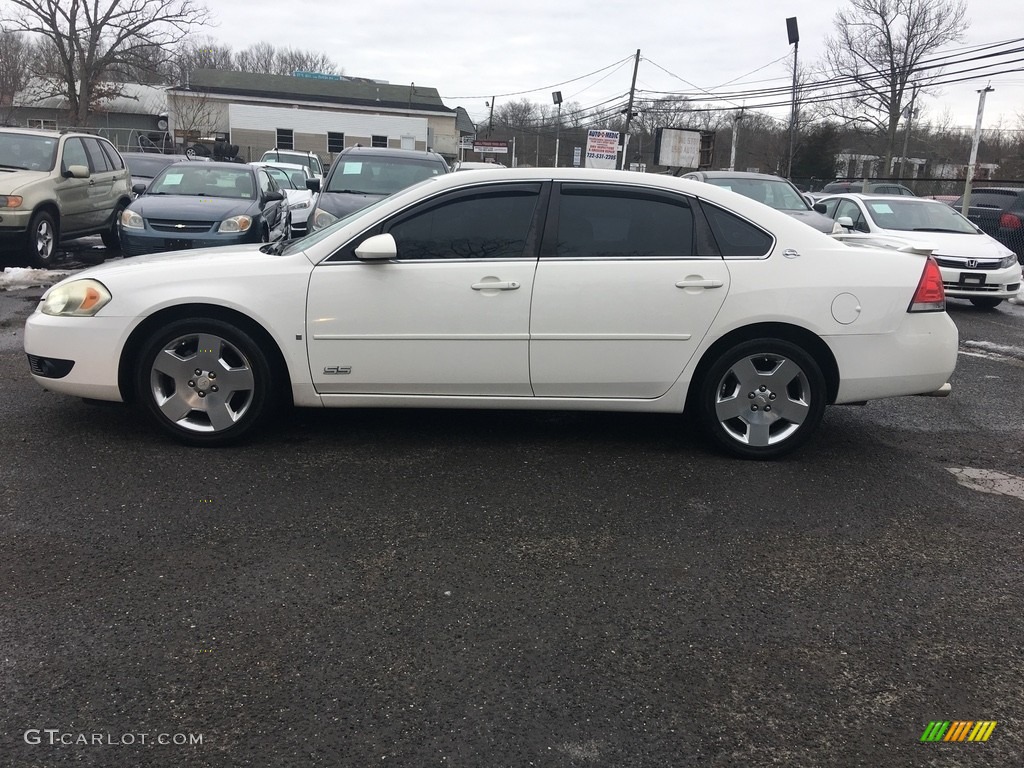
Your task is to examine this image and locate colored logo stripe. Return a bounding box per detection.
[920,721,996,742]
[921,721,949,742]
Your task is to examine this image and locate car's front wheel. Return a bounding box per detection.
[101,202,127,251]
[695,339,826,459]
[969,297,1003,309]
[27,210,58,268]
[134,318,275,445]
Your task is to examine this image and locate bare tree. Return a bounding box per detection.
[0,29,33,125]
[2,0,210,125]
[169,35,233,84]
[822,0,969,173]
[234,41,275,74]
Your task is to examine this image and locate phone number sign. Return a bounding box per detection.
[584,130,620,169]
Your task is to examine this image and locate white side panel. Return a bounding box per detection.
[228,104,428,142]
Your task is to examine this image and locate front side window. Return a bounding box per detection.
[554,186,694,258]
[61,138,90,172]
[836,200,868,232]
[264,167,295,190]
[386,185,541,261]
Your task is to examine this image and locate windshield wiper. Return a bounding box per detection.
[912,227,971,233]
[260,240,287,255]
[329,189,372,195]
[0,164,30,170]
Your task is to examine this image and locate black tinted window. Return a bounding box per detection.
[83,138,113,172]
[387,186,541,260]
[555,186,693,258]
[99,140,124,170]
[702,204,774,256]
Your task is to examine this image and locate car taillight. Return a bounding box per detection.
[998,212,1021,230]
[908,256,945,312]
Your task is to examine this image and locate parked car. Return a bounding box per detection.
[118,161,288,257]
[953,186,1024,258]
[260,149,324,181]
[818,193,1021,308]
[820,180,916,196]
[250,161,317,237]
[0,127,131,267]
[682,170,838,234]
[25,168,957,459]
[121,152,196,195]
[308,146,449,231]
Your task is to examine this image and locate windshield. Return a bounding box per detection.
[0,133,58,171]
[326,157,446,195]
[147,165,257,199]
[865,199,979,233]
[262,151,321,176]
[705,178,809,211]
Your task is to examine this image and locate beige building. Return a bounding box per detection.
[166,69,458,162]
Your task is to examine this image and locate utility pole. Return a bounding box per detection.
[619,49,640,170]
[487,97,495,138]
[898,85,918,181]
[729,110,744,171]
[552,91,563,167]
[961,85,994,217]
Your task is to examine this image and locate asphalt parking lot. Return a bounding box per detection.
[1,250,1023,767]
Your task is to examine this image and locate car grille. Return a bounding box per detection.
[942,281,1003,294]
[933,256,1001,270]
[148,219,216,233]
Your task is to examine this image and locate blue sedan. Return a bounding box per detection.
[119,162,289,257]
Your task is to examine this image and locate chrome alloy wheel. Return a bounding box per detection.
[149,332,256,433]
[712,353,812,447]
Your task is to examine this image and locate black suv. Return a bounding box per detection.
[308,147,449,231]
[954,187,1024,257]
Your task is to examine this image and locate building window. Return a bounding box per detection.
[276,128,293,150]
[327,132,345,153]
[371,135,388,148]
[28,119,57,131]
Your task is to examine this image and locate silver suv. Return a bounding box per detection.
[0,128,132,267]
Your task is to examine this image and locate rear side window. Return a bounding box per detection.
[702,203,775,257]
[83,138,113,172]
[554,185,694,258]
[99,140,124,170]
[387,185,541,261]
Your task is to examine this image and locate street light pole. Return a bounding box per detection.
[961,85,994,216]
[552,91,562,168]
[786,17,799,179]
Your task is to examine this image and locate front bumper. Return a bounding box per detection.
[936,262,1021,300]
[120,227,260,257]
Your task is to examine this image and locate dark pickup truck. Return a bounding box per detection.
[955,187,1024,257]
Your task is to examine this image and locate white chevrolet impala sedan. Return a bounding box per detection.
[24,169,958,459]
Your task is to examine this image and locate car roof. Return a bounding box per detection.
[820,193,943,204]
[689,170,789,181]
[338,146,446,161]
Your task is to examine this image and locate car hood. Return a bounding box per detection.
[130,195,259,220]
[875,229,1014,259]
[316,190,387,219]
[783,209,836,234]
[0,168,48,193]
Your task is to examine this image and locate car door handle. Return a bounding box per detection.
[471,281,520,291]
[675,279,724,289]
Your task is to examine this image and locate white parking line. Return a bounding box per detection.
[947,468,1024,503]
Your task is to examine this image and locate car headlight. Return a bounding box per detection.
[291,200,310,210]
[0,195,24,208]
[120,209,144,229]
[41,279,111,317]
[311,207,337,230]
[218,215,252,233]
[998,253,1018,269]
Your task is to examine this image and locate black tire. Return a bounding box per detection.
[101,202,127,250]
[969,297,1003,309]
[694,338,827,460]
[134,318,276,446]
[26,209,59,268]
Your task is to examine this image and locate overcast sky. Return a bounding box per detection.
[201,0,1022,131]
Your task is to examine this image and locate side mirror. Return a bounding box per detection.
[837,216,855,231]
[306,178,321,193]
[132,182,147,196]
[812,202,827,214]
[264,190,285,203]
[63,164,90,179]
[354,233,397,261]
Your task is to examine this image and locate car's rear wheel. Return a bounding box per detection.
[969,297,1003,309]
[27,210,58,268]
[135,318,275,445]
[101,202,127,250]
[695,339,826,459]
